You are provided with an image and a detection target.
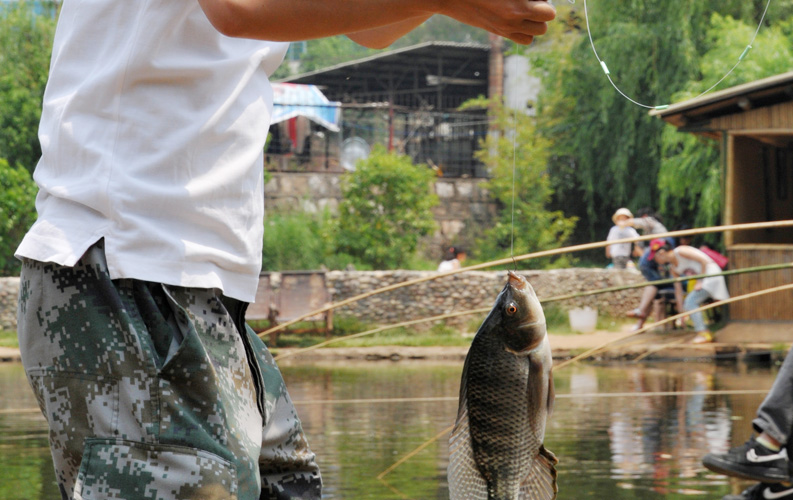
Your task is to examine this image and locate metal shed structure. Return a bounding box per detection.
[280,41,494,178]
[281,41,490,110]
[651,71,793,321]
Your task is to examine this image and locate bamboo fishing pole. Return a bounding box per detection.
[273,262,793,361]
[376,282,793,483]
[258,219,793,339]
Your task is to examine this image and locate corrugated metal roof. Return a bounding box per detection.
[278,41,491,110]
[280,41,490,83]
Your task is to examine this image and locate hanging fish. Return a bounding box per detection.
[448,270,557,500]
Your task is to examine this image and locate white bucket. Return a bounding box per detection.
[568,307,597,333]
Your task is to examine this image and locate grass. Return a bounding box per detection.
[253,307,633,350]
[251,315,477,349]
[0,330,18,348]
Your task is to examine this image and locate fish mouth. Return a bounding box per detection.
[519,319,546,330]
[507,270,527,290]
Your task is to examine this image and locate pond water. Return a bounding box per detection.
[0,358,781,499]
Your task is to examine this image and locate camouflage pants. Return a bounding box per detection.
[17,242,321,500]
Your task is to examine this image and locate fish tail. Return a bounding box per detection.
[519,444,558,500]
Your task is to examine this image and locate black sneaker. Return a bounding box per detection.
[703,437,790,483]
[723,482,793,500]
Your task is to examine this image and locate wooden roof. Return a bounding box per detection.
[650,71,793,135]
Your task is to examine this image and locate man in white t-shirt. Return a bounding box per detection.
[16,1,556,499]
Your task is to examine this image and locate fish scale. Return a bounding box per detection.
[467,333,535,497]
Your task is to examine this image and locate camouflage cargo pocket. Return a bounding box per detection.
[74,438,238,500]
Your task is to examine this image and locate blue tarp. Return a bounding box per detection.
[271,83,341,132]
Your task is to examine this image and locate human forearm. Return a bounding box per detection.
[197,0,555,46]
[673,282,685,312]
[346,16,432,49]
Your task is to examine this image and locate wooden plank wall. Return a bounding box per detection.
[712,101,793,130]
[728,245,793,321]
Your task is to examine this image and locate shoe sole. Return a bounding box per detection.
[702,455,789,483]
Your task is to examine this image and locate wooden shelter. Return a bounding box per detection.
[651,71,793,321]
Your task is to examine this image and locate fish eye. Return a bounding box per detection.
[506,302,518,316]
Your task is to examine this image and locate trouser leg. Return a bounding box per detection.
[754,347,793,449]
[684,289,711,333]
[246,330,322,499]
[16,242,319,500]
[223,299,323,499]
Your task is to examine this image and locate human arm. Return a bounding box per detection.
[197,0,556,47]
[627,217,647,232]
[346,16,432,49]
[671,272,686,315]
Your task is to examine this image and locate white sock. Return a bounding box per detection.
[757,434,782,452]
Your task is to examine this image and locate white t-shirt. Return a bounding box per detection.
[16,0,288,302]
[606,225,639,258]
[670,247,730,301]
[437,259,460,272]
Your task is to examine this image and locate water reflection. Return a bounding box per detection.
[0,359,781,499]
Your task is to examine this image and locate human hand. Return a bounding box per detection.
[435,0,556,45]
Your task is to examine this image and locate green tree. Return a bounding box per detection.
[261,210,358,271]
[468,99,577,269]
[335,146,438,269]
[0,159,38,276]
[0,1,57,172]
[533,0,704,244]
[296,36,376,74]
[530,1,789,247]
[658,13,793,241]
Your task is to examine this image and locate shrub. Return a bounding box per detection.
[334,146,439,269]
[0,158,37,275]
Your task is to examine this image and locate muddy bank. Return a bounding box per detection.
[272,324,792,366]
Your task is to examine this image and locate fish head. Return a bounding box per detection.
[497,271,547,353]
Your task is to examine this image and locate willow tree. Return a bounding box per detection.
[533,1,792,245]
[466,98,578,269]
[533,0,704,243]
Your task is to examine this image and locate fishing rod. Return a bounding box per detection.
[258,220,793,339]
[273,261,793,361]
[376,282,793,485]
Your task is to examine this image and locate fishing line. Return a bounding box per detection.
[575,0,773,109]
[293,389,771,406]
[510,55,519,269]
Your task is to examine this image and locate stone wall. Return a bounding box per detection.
[263,172,497,254]
[0,278,19,332]
[326,268,643,327]
[0,270,642,333]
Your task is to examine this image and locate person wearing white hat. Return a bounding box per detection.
[606,208,640,269]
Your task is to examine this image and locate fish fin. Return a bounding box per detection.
[448,404,488,500]
[547,367,555,418]
[454,346,474,425]
[519,444,558,500]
